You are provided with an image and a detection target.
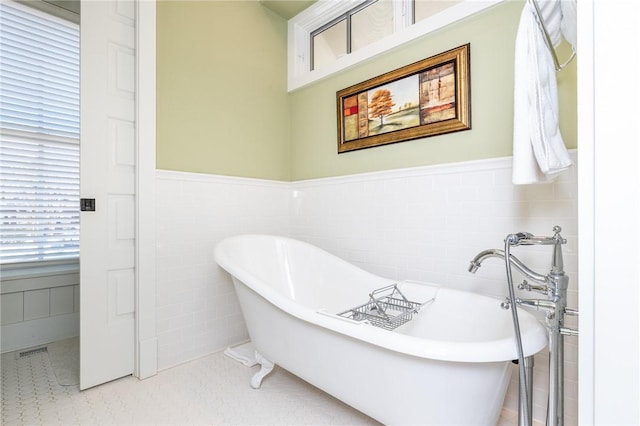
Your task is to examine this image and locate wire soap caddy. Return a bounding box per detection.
[337,284,431,330]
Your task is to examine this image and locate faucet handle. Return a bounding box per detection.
[517,280,530,290]
[500,297,511,310]
[517,280,551,295]
[560,327,579,336]
[564,307,579,316]
[552,225,567,244]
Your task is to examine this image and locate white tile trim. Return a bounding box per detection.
[136,0,158,381]
[1,312,79,354]
[157,149,577,190]
[156,170,290,189]
[292,150,577,188]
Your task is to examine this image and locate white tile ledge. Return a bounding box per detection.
[1,269,79,294]
[1,261,79,282]
[157,149,577,189]
[295,149,577,187]
[295,156,514,187]
[156,169,289,188]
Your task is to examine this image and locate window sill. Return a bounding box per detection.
[1,261,80,294]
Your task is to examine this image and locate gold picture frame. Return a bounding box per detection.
[337,44,471,153]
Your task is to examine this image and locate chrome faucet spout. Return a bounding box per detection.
[468,249,548,284]
[468,249,502,272]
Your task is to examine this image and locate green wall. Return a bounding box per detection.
[156,1,577,182]
[289,0,577,180]
[156,1,290,180]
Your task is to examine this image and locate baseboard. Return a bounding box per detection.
[1,313,79,354]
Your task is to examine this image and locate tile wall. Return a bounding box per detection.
[289,153,578,424]
[155,171,290,370]
[155,152,578,424]
[1,276,79,353]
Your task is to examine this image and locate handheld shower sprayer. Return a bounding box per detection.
[509,226,567,246]
[508,232,535,245]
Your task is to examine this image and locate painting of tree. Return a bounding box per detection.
[366,75,420,136]
[369,89,395,126]
[336,44,470,153]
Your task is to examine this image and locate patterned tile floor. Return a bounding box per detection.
[1,341,520,425]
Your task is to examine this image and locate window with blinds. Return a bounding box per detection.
[0,1,80,265]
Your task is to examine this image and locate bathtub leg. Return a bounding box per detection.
[250,351,274,389]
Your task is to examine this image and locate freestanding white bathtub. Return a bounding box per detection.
[214,234,547,425]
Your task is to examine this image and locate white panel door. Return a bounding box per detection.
[80,0,136,390]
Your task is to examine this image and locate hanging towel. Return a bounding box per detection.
[512,0,576,185]
[560,1,577,49]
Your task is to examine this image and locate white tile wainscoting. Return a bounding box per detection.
[155,151,578,424]
[1,266,80,353]
[155,171,291,370]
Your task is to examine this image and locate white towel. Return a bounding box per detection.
[538,0,562,46]
[512,0,575,185]
[560,1,577,48]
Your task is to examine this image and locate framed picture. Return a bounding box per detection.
[337,44,471,153]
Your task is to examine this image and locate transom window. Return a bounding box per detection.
[0,0,80,265]
[311,0,395,71]
[288,0,501,91]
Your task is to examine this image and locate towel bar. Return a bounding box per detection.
[528,0,576,71]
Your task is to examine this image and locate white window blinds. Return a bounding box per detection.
[0,1,80,264]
